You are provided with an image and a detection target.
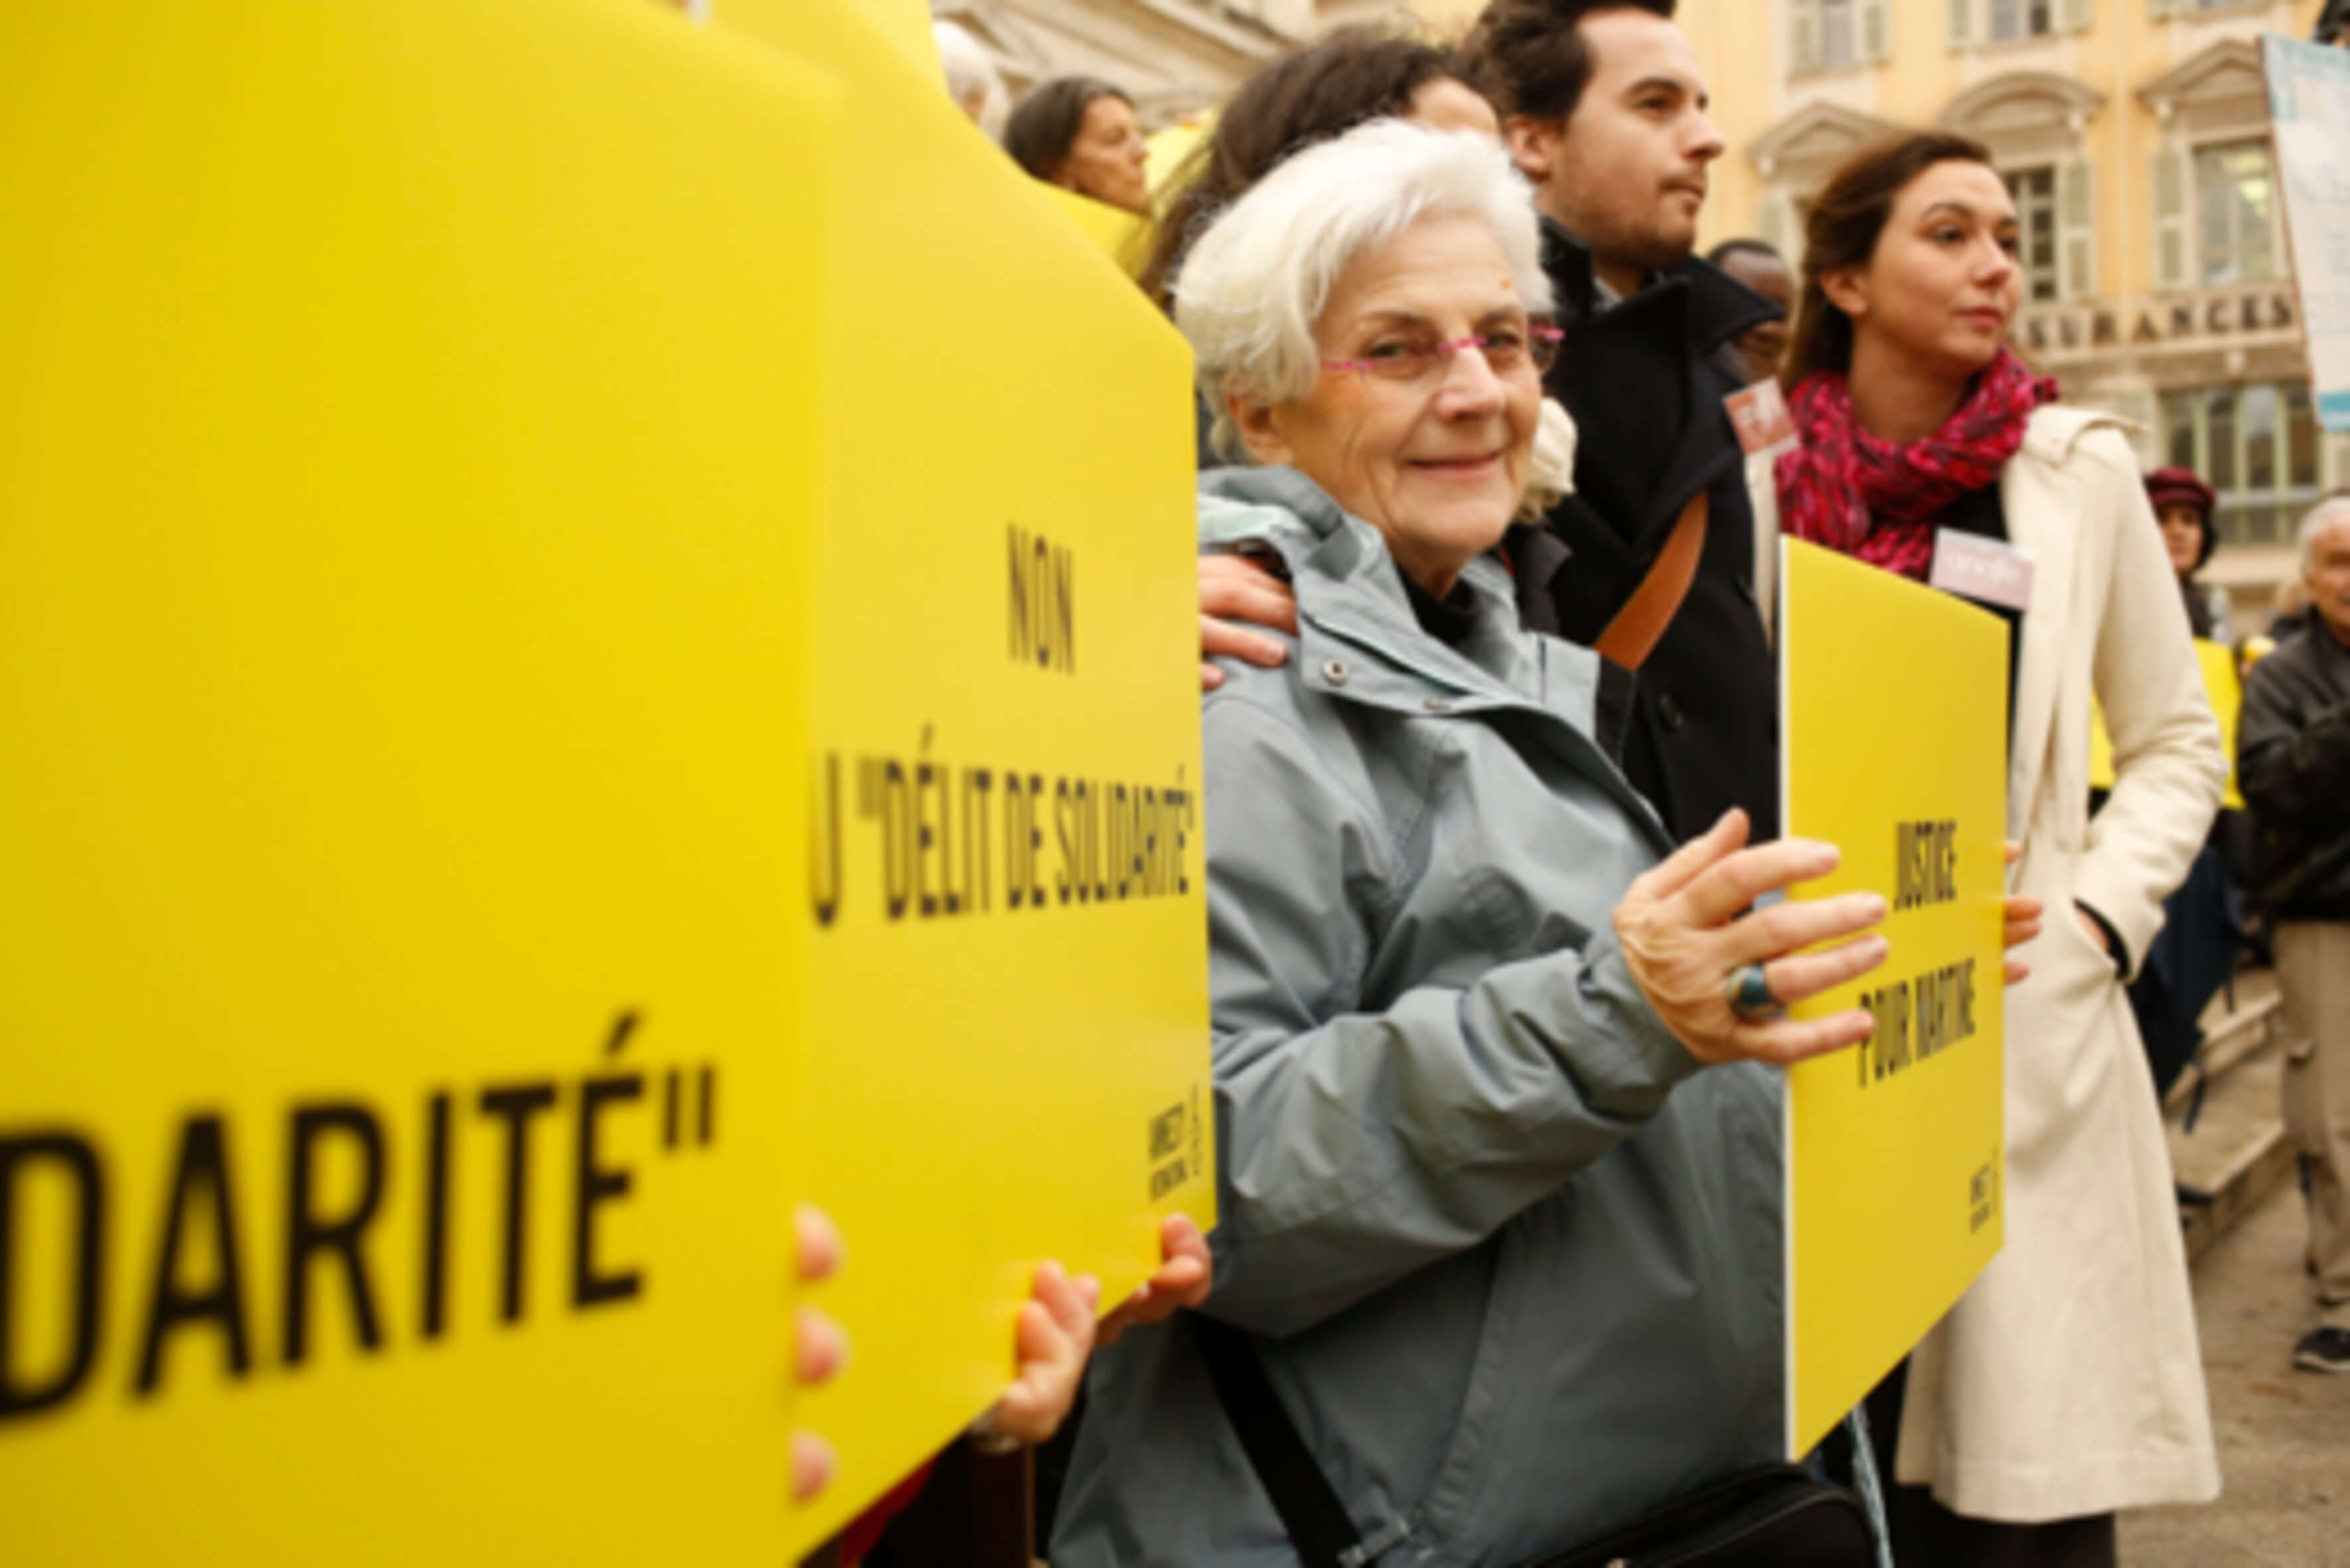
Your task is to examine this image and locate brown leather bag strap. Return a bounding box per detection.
[1594,491,1708,672]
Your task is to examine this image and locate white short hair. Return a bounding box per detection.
[1173,119,1552,461]
[933,21,1009,141]
[2300,495,2350,576]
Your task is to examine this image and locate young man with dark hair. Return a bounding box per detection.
[1460,0,1784,843]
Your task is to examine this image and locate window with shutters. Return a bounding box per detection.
[2007,167,2060,302]
[2160,381,2323,544]
[1794,0,1887,72]
[2193,139,2278,285]
[1989,0,2058,38]
[1821,0,1856,67]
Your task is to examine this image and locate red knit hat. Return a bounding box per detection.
[2144,466,2216,519]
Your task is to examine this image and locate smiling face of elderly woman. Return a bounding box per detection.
[1230,211,1543,597]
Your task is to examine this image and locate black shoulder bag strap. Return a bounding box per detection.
[1188,1313,1367,1568]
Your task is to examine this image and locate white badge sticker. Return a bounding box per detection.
[1929,529,2035,613]
[1724,379,1796,455]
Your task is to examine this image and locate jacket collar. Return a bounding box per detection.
[1197,465,1533,701]
[2001,404,2132,828]
[1538,216,1782,353]
[1197,465,1673,852]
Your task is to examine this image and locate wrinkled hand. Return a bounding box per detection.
[1612,809,1888,1067]
[979,1263,1101,1448]
[1200,553,1296,691]
[792,1204,848,1502]
[2001,841,2041,985]
[1098,1214,1213,1348]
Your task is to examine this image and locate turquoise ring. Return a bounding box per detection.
[1728,963,1782,1021]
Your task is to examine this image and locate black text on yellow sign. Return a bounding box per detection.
[807,525,1196,928]
[0,1016,723,1425]
[1853,818,1983,1087]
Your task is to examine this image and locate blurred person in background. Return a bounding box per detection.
[1057,119,1916,1568]
[1772,129,2224,1567]
[2145,466,2232,643]
[1004,76,1152,218]
[932,20,1009,141]
[2266,575,2311,643]
[2238,497,2350,1377]
[1139,27,1499,313]
[1708,238,1794,386]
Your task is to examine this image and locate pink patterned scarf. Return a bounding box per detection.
[1775,349,2057,580]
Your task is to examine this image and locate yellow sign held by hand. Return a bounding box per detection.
[1778,540,2010,1459]
[1,0,835,1559]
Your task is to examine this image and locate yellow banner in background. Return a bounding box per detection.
[3,1,829,1561]
[2089,639,2242,810]
[1779,540,2009,1460]
[711,0,1213,1548]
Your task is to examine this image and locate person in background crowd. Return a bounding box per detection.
[1709,237,1795,385]
[932,19,1009,141]
[2238,497,2350,1377]
[1458,0,1783,842]
[1057,118,1938,1568]
[1004,76,1152,218]
[2267,575,2312,643]
[1138,28,1498,313]
[2145,466,2233,643]
[1771,129,2225,1567]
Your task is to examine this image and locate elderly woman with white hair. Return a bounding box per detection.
[1050,120,1901,1567]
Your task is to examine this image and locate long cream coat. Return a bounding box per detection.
[1757,406,2226,1521]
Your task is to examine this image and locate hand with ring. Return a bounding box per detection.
[1612,809,1890,1067]
[1726,961,1784,1022]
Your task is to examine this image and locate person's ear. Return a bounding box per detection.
[1502,115,1561,186]
[1228,386,1294,469]
[1819,264,1869,322]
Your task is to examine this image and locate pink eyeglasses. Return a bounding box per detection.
[1322,321,1564,384]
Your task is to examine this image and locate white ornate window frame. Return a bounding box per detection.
[1939,71,2106,302]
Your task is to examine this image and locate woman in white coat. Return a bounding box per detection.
[1766,131,2225,1565]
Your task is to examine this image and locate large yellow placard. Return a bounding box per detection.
[1779,540,2008,1458]
[2,2,831,1559]
[710,0,1214,1546]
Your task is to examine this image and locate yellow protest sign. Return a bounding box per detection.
[1,1,831,1559]
[1779,540,2009,1458]
[709,0,1213,1545]
[1034,182,1155,277]
[2088,639,2242,809]
[841,0,941,76]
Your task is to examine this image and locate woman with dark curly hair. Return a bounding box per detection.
[1137,27,1497,311]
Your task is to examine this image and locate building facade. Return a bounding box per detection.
[932,0,1422,123]
[1685,0,2349,623]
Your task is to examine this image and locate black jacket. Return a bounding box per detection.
[2239,619,2350,920]
[1529,219,1782,842]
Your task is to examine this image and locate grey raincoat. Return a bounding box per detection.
[1051,467,1785,1568]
